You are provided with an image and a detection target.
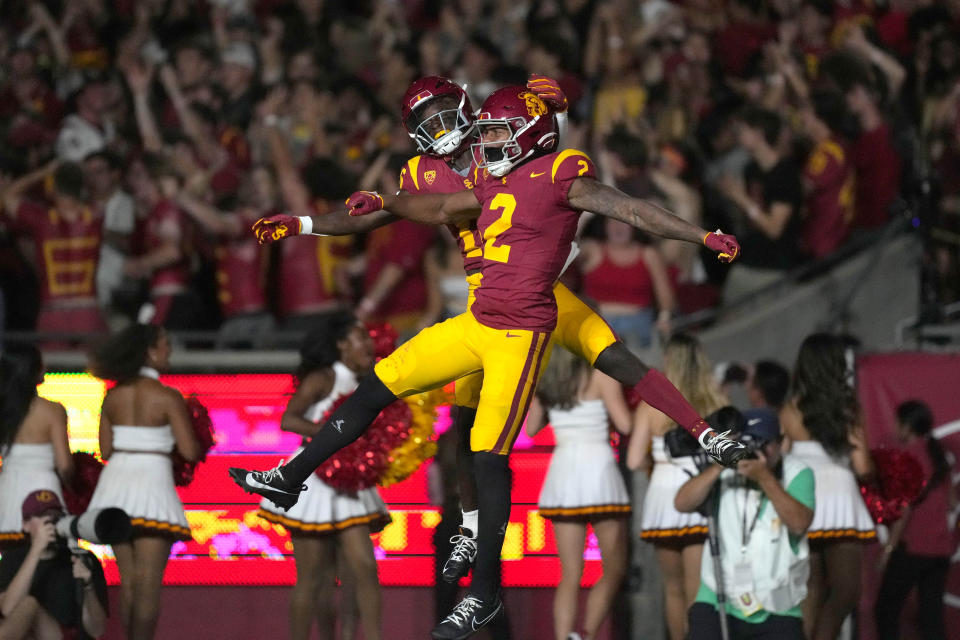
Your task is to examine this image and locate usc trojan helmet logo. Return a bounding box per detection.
[521,92,548,117]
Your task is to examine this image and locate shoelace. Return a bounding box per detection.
[447,535,478,563]
[444,597,483,625]
[259,466,285,483]
[702,430,742,458]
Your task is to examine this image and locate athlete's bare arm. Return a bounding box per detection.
[308,208,398,235]
[374,189,481,226]
[567,176,707,245]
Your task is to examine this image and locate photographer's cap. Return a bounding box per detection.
[741,408,780,444]
[21,489,65,521]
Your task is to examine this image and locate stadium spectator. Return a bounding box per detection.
[719,107,804,301]
[746,360,791,412]
[581,219,675,351]
[0,160,107,338]
[84,150,137,328]
[56,74,115,163]
[800,89,858,259]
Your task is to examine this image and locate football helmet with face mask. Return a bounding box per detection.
[471,86,558,177]
[401,76,475,159]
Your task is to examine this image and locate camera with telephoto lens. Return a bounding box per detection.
[51,508,133,552]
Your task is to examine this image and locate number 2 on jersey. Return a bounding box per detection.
[483,193,515,263]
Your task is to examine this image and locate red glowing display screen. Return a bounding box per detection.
[34,374,613,587]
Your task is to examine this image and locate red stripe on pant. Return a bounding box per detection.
[494,331,545,453]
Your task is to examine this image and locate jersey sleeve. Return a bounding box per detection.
[397,156,425,194]
[549,149,596,204]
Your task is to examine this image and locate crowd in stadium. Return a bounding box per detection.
[0,0,957,346]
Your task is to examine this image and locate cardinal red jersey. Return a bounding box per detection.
[214,209,269,317]
[469,149,596,332]
[364,219,437,320]
[277,215,353,317]
[803,138,855,259]
[399,154,483,273]
[144,199,190,293]
[8,202,101,305]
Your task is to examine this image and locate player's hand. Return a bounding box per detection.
[703,230,741,263]
[252,214,302,244]
[346,191,385,216]
[526,74,568,113]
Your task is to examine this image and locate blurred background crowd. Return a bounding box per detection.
[1,0,958,349]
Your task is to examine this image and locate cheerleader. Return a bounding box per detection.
[526,348,632,640]
[781,333,875,640]
[0,345,74,546]
[257,314,389,640]
[87,325,200,640]
[627,334,727,640]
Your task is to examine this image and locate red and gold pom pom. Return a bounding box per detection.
[62,452,104,515]
[172,396,216,487]
[859,447,925,524]
[366,322,399,360]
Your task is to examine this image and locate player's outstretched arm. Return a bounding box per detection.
[567,176,740,263]
[252,209,397,244]
[346,189,480,227]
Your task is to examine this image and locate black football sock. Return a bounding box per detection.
[280,373,398,485]
[469,451,511,602]
[592,342,649,387]
[454,406,479,513]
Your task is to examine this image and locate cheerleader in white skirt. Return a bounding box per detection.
[0,345,74,546]
[258,314,388,640]
[526,348,632,640]
[783,333,876,640]
[626,335,727,640]
[88,325,201,640]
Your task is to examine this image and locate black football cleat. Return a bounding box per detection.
[228,465,305,511]
[698,429,751,467]
[430,595,503,640]
[442,528,478,582]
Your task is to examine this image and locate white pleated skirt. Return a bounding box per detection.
[538,442,630,521]
[258,448,390,535]
[789,441,876,545]
[0,444,63,544]
[640,437,708,545]
[87,452,192,541]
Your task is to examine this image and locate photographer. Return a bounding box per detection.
[675,409,814,640]
[0,491,107,639]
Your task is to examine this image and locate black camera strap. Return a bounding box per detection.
[739,486,764,554]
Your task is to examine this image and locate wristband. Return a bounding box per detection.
[297,216,313,235]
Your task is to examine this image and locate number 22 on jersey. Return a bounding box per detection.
[483,193,516,263]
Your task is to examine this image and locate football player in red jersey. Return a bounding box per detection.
[252,76,749,585]
[233,83,743,639]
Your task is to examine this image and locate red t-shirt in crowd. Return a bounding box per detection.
[8,202,102,305]
[144,199,190,293]
[213,209,269,317]
[803,138,855,258]
[363,219,437,320]
[277,203,353,317]
[584,249,653,307]
[901,438,959,557]
[469,149,595,332]
[850,123,901,228]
